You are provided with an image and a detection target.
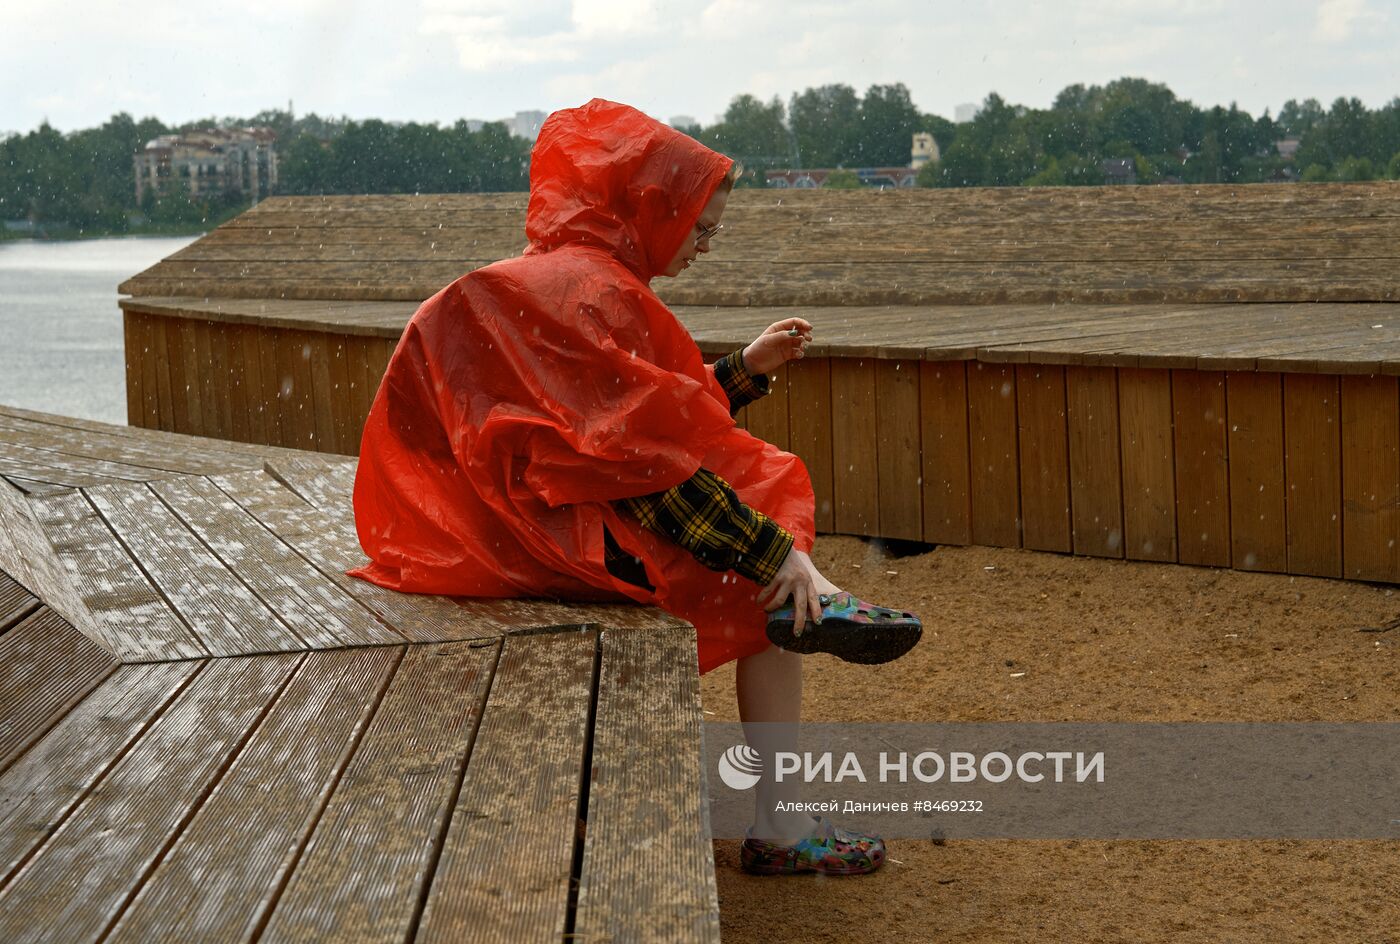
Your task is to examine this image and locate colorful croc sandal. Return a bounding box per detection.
[740,816,886,876]
[766,591,921,665]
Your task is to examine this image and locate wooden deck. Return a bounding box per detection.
[119,185,1400,305]
[0,408,720,942]
[118,183,1400,584]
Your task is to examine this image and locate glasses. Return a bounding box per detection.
[695,221,723,244]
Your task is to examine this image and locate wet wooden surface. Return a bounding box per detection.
[119,184,1400,306]
[0,407,721,941]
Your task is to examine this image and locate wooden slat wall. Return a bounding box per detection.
[125,311,394,456]
[126,305,1400,583]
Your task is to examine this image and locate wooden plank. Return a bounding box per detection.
[0,411,261,480]
[275,330,306,449]
[259,326,287,447]
[786,358,834,532]
[1118,368,1177,562]
[0,608,116,775]
[289,331,319,451]
[328,335,354,456]
[266,456,356,511]
[1015,365,1071,553]
[1226,371,1288,572]
[0,404,315,467]
[122,313,143,428]
[165,316,192,434]
[417,630,596,944]
[27,488,204,661]
[151,313,175,433]
[224,323,252,444]
[1283,374,1343,577]
[1172,371,1232,567]
[829,358,879,535]
[0,653,301,944]
[84,482,303,656]
[0,484,106,651]
[874,360,923,541]
[0,661,200,881]
[0,438,158,486]
[1340,375,1400,581]
[105,647,400,943]
[966,361,1021,548]
[573,623,719,944]
[237,323,268,444]
[342,335,376,452]
[135,313,160,431]
[183,318,209,438]
[122,295,1400,377]
[307,333,339,454]
[208,321,236,441]
[150,476,400,649]
[259,641,495,944]
[920,361,971,545]
[741,363,789,450]
[0,573,37,634]
[1066,366,1124,558]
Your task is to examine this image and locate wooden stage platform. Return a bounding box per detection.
[0,406,719,942]
[119,184,1400,584]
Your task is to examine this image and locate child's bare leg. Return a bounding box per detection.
[736,643,815,842]
[738,558,845,841]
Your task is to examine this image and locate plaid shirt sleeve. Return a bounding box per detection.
[711,349,770,415]
[614,468,795,585]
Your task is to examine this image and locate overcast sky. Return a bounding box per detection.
[3,0,1398,135]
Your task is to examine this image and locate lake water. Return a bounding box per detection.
[0,236,198,425]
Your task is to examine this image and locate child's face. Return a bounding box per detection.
[659,186,730,278]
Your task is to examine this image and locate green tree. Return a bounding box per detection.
[699,94,793,175]
[856,83,926,166]
[930,93,1039,187]
[1278,98,1324,137]
[788,84,860,168]
[1335,156,1376,181]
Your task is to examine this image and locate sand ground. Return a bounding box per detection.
[699,537,1399,943]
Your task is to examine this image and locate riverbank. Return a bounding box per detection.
[1,204,248,243]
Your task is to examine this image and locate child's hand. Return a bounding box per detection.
[741,318,813,376]
[755,548,825,637]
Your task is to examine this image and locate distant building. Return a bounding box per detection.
[1101,158,1137,186]
[134,128,278,204]
[954,102,980,123]
[508,110,547,141]
[911,132,939,169]
[765,167,919,189]
[1275,137,1301,161]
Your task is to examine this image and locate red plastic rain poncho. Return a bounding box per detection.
[350,99,816,673]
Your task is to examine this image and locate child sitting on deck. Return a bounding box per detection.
[350,98,921,876]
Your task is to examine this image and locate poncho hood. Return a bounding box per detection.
[524,98,733,281]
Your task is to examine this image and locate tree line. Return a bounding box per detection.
[3,78,1399,235]
[0,110,532,234]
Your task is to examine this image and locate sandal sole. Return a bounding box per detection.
[740,859,883,876]
[765,616,921,665]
